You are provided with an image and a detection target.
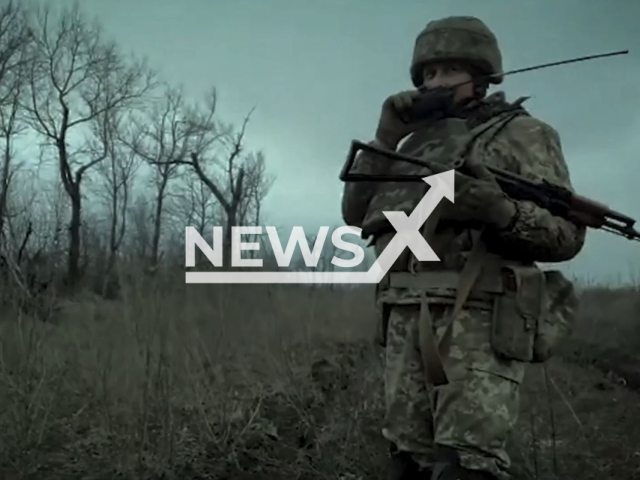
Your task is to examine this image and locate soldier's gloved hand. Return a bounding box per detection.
[452,163,517,230]
[375,89,435,149]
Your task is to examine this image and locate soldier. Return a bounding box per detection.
[341,16,586,480]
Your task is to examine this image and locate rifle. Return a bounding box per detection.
[339,139,640,242]
[339,49,640,242]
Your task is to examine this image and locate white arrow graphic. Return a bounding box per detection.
[366,169,454,283]
[185,170,455,284]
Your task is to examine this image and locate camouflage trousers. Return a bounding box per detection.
[382,302,525,480]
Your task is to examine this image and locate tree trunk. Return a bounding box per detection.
[0,136,11,247]
[223,207,237,270]
[151,177,168,267]
[108,187,118,270]
[67,187,82,289]
[100,189,118,297]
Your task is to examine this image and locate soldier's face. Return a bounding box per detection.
[421,62,475,103]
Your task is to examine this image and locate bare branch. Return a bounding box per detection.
[22,3,156,288]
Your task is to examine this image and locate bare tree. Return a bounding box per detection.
[128,192,154,259]
[238,150,272,227]
[94,110,142,291]
[124,85,193,268]
[0,1,32,103]
[129,86,273,269]
[0,0,32,250]
[0,86,26,248]
[23,3,155,289]
[0,168,63,317]
[184,88,275,268]
[168,168,222,235]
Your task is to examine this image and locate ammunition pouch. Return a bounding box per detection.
[491,266,578,363]
[375,264,579,366]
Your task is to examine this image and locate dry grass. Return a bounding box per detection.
[0,274,639,480]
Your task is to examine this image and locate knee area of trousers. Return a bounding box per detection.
[431,446,497,480]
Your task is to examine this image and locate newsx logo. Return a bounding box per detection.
[185,171,454,284]
[186,225,366,270]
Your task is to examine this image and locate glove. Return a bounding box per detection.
[375,88,454,149]
[451,162,518,230]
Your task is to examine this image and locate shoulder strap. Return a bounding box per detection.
[457,108,527,165]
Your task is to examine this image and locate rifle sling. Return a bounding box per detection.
[417,228,489,387]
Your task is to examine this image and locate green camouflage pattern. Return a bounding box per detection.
[411,16,503,88]
[341,92,586,265]
[476,116,586,262]
[341,91,586,479]
[343,93,519,239]
[383,304,523,480]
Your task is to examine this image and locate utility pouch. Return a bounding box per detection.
[491,265,542,362]
[491,265,579,363]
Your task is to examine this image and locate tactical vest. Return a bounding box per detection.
[366,95,579,387]
[363,93,530,272]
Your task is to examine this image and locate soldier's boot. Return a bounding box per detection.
[388,443,433,480]
[430,446,497,480]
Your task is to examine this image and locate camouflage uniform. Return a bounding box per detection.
[341,17,585,480]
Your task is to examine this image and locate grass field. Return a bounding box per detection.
[1,275,639,480]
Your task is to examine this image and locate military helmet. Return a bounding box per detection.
[410,16,503,88]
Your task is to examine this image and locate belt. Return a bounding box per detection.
[386,270,504,295]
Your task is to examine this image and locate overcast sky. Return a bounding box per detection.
[49,0,640,284]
